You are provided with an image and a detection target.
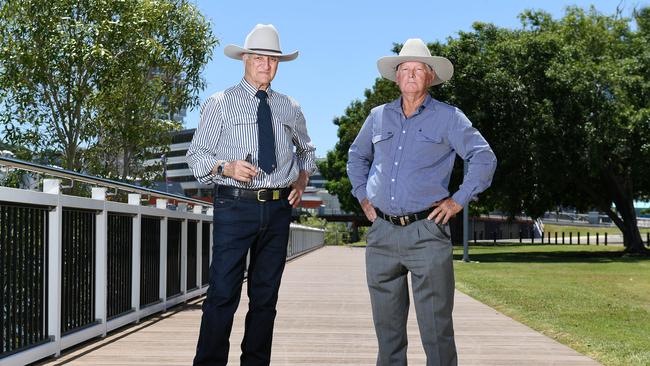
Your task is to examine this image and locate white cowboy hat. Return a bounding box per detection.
[377,38,453,86]
[224,24,298,62]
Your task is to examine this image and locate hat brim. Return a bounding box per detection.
[224,44,299,62]
[377,55,453,86]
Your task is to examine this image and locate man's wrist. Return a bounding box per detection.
[297,170,309,186]
[214,160,228,177]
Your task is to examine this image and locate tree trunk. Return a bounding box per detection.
[602,171,650,254]
[64,145,77,171]
[603,172,649,254]
[610,198,647,254]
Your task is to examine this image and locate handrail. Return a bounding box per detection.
[0,155,209,206]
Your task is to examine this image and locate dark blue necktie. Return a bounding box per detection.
[255,90,277,173]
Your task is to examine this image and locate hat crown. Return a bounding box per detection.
[398,38,432,58]
[244,24,282,53]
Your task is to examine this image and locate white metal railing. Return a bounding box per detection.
[0,157,324,366]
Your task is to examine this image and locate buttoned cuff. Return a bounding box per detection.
[196,157,220,184]
[297,159,317,175]
[353,185,368,203]
[451,190,472,208]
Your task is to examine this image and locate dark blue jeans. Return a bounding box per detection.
[193,193,292,366]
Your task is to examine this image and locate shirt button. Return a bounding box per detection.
[394,162,398,165]
[398,146,402,150]
[402,130,406,134]
[391,178,395,182]
[391,197,395,200]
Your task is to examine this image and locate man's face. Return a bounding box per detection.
[395,61,434,94]
[244,53,279,88]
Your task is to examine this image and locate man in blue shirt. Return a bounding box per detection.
[347,38,497,366]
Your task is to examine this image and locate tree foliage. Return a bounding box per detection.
[320,6,650,253]
[0,0,216,180]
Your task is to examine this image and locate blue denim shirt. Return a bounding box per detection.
[347,95,497,216]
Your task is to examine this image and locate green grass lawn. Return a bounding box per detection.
[453,245,650,366]
[544,223,650,237]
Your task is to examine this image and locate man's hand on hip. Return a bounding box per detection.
[360,198,377,222]
[289,170,309,207]
[221,160,257,182]
[428,198,463,224]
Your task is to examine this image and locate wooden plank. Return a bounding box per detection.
[36,246,600,365]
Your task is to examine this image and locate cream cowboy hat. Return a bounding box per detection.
[377,38,453,86]
[224,24,298,61]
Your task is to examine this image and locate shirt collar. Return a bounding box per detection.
[239,78,274,99]
[386,94,436,114]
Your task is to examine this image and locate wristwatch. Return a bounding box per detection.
[216,161,227,176]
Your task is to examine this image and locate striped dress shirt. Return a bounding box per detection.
[187,78,316,189]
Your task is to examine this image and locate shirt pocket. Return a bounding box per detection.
[224,120,258,153]
[414,129,451,162]
[371,131,394,144]
[415,129,443,144]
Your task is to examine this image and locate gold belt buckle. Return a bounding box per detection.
[399,216,406,226]
[257,189,268,202]
[272,190,280,200]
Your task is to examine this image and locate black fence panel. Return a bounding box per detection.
[107,213,133,319]
[0,202,49,356]
[166,220,182,298]
[186,221,197,291]
[201,222,210,286]
[61,208,96,335]
[140,216,161,307]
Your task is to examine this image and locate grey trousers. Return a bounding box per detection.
[365,217,457,366]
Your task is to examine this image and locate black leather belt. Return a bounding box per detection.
[375,207,434,226]
[214,185,291,202]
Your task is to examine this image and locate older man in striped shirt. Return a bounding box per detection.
[188,24,315,366]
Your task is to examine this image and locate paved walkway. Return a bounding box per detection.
[38,246,600,365]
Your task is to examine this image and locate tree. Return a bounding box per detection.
[321,6,650,253]
[0,0,216,179]
[86,0,215,181]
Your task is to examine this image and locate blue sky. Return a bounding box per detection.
[187,0,645,157]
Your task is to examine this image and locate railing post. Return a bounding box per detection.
[157,199,168,310]
[44,179,62,356]
[92,187,108,337]
[179,204,188,299]
[194,205,203,290]
[129,194,142,320]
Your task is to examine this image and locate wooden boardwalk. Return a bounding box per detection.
[37,246,600,365]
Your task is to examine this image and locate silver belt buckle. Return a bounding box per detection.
[257,189,268,202]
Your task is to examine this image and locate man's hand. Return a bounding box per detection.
[428,198,463,224]
[360,198,377,222]
[288,170,309,207]
[221,160,257,182]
